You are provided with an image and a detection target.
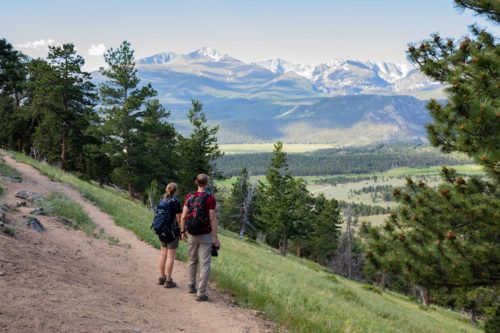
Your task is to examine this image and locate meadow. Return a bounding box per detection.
[10,151,480,333]
[220,143,338,154]
[217,164,483,227]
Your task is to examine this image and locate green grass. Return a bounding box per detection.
[39,192,97,236]
[220,143,339,154]
[0,156,22,182]
[0,224,16,236]
[10,151,479,333]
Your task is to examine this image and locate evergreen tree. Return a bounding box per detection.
[176,100,223,194]
[99,41,158,197]
[256,142,311,255]
[22,44,96,171]
[407,0,499,182]
[0,38,28,150]
[363,2,499,326]
[23,58,64,160]
[306,194,342,264]
[45,44,96,170]
[138,99,177,196]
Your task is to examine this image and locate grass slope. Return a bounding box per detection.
[39,192,97,236]
[0,156,22,182]
[11,152,479,333]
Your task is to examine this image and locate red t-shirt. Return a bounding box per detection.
[184,191,216,218]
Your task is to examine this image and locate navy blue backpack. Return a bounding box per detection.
[151,197,180,243]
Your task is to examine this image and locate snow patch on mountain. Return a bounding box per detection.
[138,52,178,64]
[255,59,314,79]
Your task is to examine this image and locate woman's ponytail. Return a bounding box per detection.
[164,182,178,199]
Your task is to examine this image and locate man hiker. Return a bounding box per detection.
[180,174,220,301]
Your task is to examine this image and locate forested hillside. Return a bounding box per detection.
[219,144,472,176]
[0,39,222,200]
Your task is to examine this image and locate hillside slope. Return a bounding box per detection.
[6,152,480,333]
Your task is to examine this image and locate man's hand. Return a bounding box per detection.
[180,206,189,242]
[213,238,220,248]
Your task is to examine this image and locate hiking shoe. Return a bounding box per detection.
[164,279,177,288]
[196,294,209,302]
[188,284,197,294]
[158,276,167,285]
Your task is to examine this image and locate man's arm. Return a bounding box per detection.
[180,206,189,240]
[209,209,220,248]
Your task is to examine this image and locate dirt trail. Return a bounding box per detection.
[0,155,270,333]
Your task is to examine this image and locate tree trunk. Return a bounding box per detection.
[420,288,431,306]
[239,218,246,240]
[280,233,288,256]
[296,245,302,257]
[60,133,67,170]
[128,181,134,199]
[380,273,387,290]
[345,205,353,279]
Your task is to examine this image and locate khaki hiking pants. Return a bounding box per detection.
[188,233,213,296]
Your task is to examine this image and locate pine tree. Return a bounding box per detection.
[176,100,223,194]
[256,142,311,255]
[0,38,28,150]
[21,44,96,171]
[363,2,499,326]
[45,43,96,170]
[99,41,158,197]
[306,194,342,264]
[407,0,499,182]
[138,99,177,197]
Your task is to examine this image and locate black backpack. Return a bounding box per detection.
[186,192,212,235]
[151,197,180,243]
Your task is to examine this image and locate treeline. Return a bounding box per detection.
[220,144,472,176]
[0,39,222,200]
[349,185,394,203]
[338,201,391,216]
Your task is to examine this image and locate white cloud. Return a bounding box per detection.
[88,43,106,56]
[16,38,57,49]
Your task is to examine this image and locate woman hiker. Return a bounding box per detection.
[156,182,183,288]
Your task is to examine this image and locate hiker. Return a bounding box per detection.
[180,174,220,301]
[154,182,182,288]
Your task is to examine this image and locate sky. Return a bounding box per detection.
[1,0,498,71]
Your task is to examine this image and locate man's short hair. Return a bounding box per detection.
[196,174,209,186]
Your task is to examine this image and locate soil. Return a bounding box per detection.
[0,155,272,333]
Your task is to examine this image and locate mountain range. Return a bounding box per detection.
[94,47,443,144]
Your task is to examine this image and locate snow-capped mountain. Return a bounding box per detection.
[92,47,442,143]
[136,48,439,98]
[309,59,438,95]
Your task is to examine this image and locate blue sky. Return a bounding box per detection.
[1,0,497,70]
